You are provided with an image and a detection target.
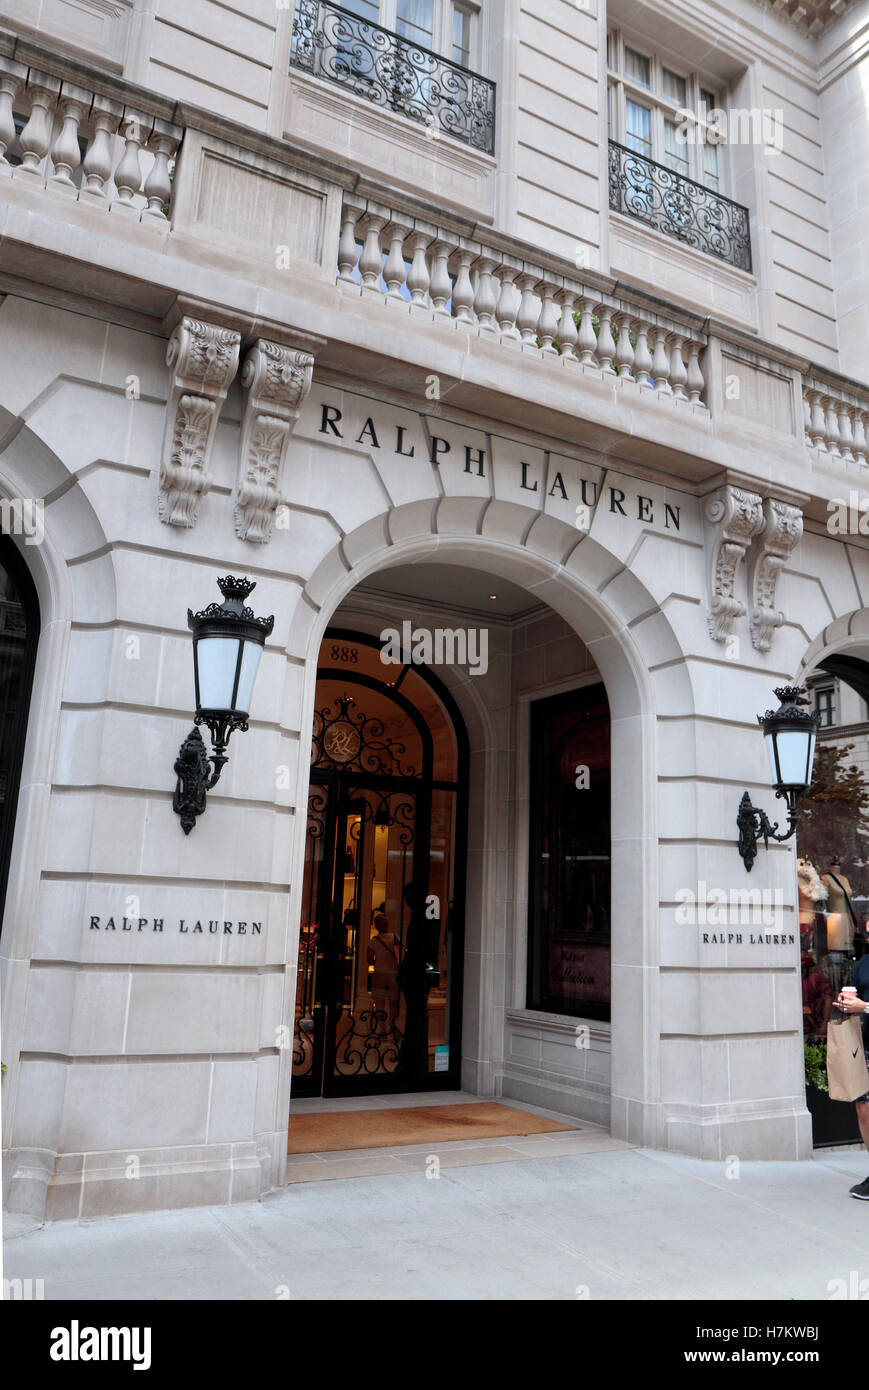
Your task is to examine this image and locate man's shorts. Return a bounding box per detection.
[857,1049,869,1105]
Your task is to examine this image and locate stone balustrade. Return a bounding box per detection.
[803,377,869,467]
[0,55,182,222]
[337,197,709,406]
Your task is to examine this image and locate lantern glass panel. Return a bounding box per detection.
[196,635,244,712]
[234,639,264,717]
[768,728,815,789]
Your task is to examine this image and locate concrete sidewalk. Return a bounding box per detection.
[4,1145,869,1301]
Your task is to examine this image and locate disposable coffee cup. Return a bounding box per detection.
[843,987,858,997]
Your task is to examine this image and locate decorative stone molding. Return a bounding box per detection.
[235,340,315,544]
[748,498,804,652]
[159,317,241,528]
[704,485,764,642]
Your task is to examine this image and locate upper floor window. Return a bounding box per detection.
[607,29,722,194]
[291,0,493,153]
[814,684,836,727]
[342,0,481,67]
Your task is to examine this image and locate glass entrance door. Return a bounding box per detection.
[292,632,467,1097]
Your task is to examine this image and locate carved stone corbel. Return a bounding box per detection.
[748,497,803,652]
[159,317,241,528]
[235,340,315,544]
[704,485,764,642]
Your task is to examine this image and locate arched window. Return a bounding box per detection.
[0,535,39,933]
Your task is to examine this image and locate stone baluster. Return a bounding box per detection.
[838,402,855,462]
[651,328,671,392]
[406,232,431,309]
[632,319,653,387]
[613,312,634,379]
[596,305,616,374]
[47,83,89,193]
[429,240,453,317]
[803,390,812,446]
[357,213,387,292]
[111,107,153,212]
[668,333,689,400]
[0,58,26,174]
[450,249,475,323]
[383,221,410,299]
[852,409,869,466]
[473,256,499,333]
[536,280,559,356]
[576,297,597,367]
[555,289,578,362]
[142,119,182,223]
[686,341,705,405]
[516,273,540,347]
[337,202,362,284]
[823,395,841,455]
[81,95,122,203]
[16,71,59,181]
[807,388,826,449]
[496,264,520,343]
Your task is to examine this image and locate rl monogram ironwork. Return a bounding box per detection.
[608,140,752,273]
[311,693,420,777]
[290,0,496,154]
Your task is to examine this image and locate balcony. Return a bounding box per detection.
[608,140,752,274]
[289,0,496,155]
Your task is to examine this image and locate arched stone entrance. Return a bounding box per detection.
[282,501,672,1153]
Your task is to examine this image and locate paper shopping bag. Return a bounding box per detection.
[826,1016,869,1102]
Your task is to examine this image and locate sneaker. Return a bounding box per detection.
[849,1177,869,1200]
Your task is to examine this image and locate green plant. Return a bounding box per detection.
[805,1038,828,1093]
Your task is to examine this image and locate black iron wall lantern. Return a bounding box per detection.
[172,575,274,834]
[737,685,820,871]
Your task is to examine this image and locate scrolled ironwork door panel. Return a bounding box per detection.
[326,785,419,1086]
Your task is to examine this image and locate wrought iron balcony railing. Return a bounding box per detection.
[290,0,496,155]
[608,140,752,274]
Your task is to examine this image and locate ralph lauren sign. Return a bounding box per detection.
[89,916,262,935]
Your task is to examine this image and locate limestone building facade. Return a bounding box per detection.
[2,0,869,1219]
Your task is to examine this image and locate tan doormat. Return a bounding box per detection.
[287,1102,577,1154]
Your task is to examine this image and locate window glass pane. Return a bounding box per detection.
[664,119,689,175]
[700,87,716,110]
[662,68,687,105]
[340,0,380,21]
[703,138,719,188]
[527,685,611,1020]
[396,0,435,46]
[606,30,616,68]
[624,46,650,87]
[451,4,472,65]
[625,99,651,156]
[816,688,836,727]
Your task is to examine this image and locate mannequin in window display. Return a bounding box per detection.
[821,856,858,997]
[798,857,828,952]
[821,856,856,951]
